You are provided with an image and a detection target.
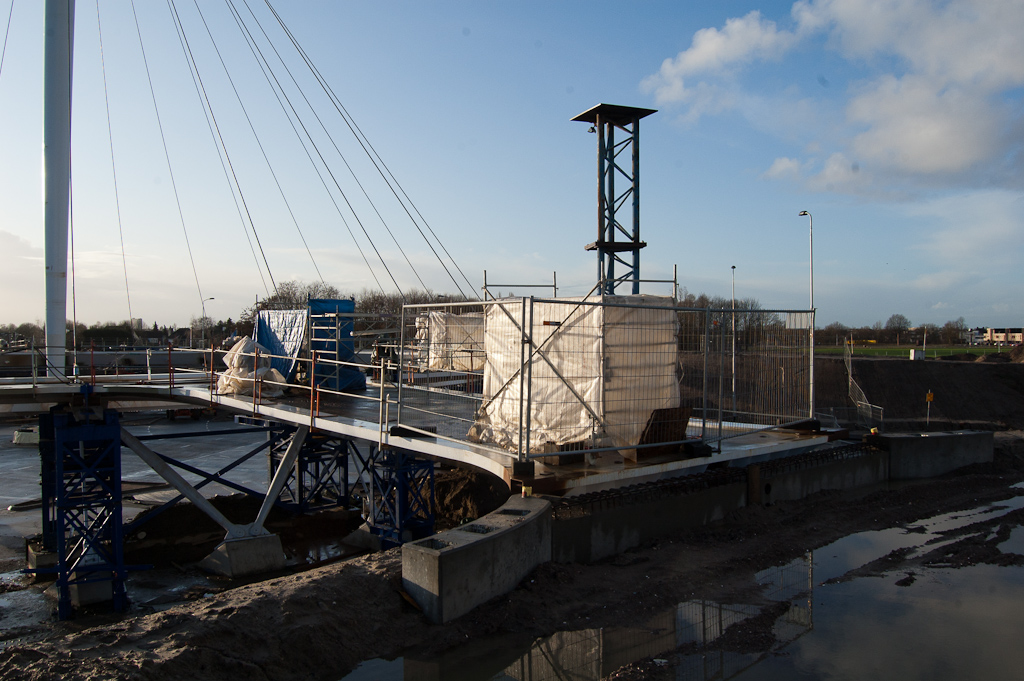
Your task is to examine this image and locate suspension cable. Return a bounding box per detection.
[224,0,390,294]
[229,0,405,297]
[260,0,476,298]
[237,1,429,292]
[166,0,275,296]
[189,0,325,285]
[129,0,206,311]
[96,0,136,338]
[0,1,13,82]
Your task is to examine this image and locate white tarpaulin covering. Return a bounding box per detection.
[216,337,287,397]
[254,309,307,379]
[470,295,679,452]
[426,311,485,371]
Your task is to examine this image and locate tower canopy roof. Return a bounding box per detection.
[571,103,657,126]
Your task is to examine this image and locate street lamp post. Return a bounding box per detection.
[799,211,814,419]
[731,265,736,416]
[201,297,215,349]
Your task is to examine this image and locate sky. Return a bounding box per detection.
[1,0,1022,330]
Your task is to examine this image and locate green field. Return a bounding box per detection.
[815,345,1009,358]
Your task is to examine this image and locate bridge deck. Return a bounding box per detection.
[0,375,832,495]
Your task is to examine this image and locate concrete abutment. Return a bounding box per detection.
[402,430,993,620]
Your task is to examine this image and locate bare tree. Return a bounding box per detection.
[940,317,967,345]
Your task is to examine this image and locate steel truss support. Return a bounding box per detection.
[572,103,657,295]
[348,443,435,548]
[39,407,128,619]
[269,431,350,513]
[124,423,292,534]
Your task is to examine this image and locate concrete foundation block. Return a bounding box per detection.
[879,430,994,479]
[402,496,551,623]
[69,573,113,607]
[199,534,286,577]
[26,542,57,582]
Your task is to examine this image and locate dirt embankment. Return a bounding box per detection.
[2,435,1023,681]
[815,356,1024,430]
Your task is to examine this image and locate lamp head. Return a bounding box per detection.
[799,211,809,216]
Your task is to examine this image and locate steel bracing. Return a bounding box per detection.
[40,407,128,619]
[572,104,657,295]
[270,431,351,513]
[124,422,292,534]
[349,444,435,548]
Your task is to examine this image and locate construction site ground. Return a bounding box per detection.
[1,355,1024,680]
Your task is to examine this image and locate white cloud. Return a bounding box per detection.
[0,231,43,324]
[647,0,1024,193]
[805,152,875,194]
[641,11,799,114]
[847,74,1003,175]
[763,157,802,180]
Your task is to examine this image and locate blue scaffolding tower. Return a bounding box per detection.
[348,443,435,548]
[39,407,128,619]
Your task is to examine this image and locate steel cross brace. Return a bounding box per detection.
[124,427,293,533]
[347,442,434,547]
[121,426,309,541]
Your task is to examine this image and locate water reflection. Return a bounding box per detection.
[341,494,1024,681]
[342,558,813,681]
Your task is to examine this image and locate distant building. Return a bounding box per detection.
[983,328,1023,345]
[966,327,986,345]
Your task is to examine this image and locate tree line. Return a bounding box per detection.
[818,314,968,346]
[0,282,976,350]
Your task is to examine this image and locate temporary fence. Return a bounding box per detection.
[9,296,817,460]
[394,296,815,460]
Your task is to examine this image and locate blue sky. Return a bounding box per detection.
[1,0,1022,330]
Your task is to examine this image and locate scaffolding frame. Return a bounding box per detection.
[39,407,129,619]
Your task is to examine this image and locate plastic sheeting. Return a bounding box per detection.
[426,311,485,372]
[254,309,306,380]
[216,337,287,397]
[470,295,679,453]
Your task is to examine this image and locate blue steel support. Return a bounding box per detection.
[41,408,128,619]
[348,443,435,549]
[270,431,350,513]
[572,104,656,295]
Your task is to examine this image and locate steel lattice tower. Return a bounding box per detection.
[572,104,657,295]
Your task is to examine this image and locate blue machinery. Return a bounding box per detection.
[37,408,434,618]
[572,104,657,295]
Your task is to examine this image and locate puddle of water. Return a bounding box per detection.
[998,525,1024,555]
[724,564,1024,681]
[340,495,1024,681]
[0,577,52,649]
[808,493,1024,583]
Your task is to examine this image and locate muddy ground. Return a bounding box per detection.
[3,356,1024,680]
[0,431,1021,681]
